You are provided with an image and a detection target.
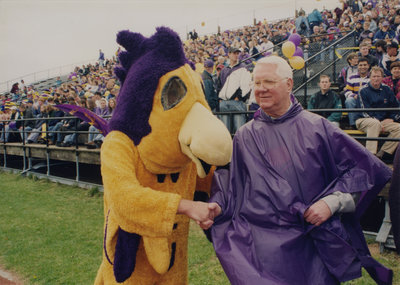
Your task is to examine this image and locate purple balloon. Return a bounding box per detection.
[293,47,303,58]
[288,33,301,47]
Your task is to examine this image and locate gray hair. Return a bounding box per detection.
[254,56,293,79]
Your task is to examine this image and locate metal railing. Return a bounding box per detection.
[0,107,398,188]
[0,59,97,94]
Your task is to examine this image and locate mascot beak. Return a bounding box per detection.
[178,102,233,178]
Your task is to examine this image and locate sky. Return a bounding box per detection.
[0,0,341,91]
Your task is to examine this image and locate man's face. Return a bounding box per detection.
[253,63,293,117]
[228,51,239,64]
[358,61,370,76]
[387,47,398,56]
[360,46,369,56]
[370,70,383,88]
[319,77,331,92]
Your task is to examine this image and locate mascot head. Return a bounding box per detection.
[110,27,232,177]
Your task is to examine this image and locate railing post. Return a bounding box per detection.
[45,118,50,176]
[303,59,308,107]
[333,42,337,83]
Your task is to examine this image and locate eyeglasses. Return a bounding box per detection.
[252,77,288,89]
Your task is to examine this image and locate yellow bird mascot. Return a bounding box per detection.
[94,27,233,284]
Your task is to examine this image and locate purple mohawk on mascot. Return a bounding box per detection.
[110,27,194,145]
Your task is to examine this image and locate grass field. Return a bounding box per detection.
[0,171,398,284]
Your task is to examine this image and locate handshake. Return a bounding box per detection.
[178,200,222,230]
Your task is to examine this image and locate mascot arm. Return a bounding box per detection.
[101,131,181,237]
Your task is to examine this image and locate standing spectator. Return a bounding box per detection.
[382,61,400,102]
[308,75,342,127]
[189,29,198,40]
[201,60,218,111]
[295,10,310,36]
[344,57,370,129]
[98,49,105,67]
[217,47,252,134]
[380,40,400,76]
[308,8,323,32]
[355,66,400,160]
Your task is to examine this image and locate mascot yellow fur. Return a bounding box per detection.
[94,27,232,284]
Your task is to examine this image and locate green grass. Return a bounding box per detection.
[0,171,398,284]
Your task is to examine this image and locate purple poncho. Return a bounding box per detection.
[210,99,393,285]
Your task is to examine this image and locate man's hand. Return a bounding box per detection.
[177,199,213,226]
[304,200,332,226]
[198,202,222,230]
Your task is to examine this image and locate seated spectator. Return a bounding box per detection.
[373,20,396,44]
[359,21,374,43]
[26,105,48,143]
[344,57,370,129]
[358,41,379,67]
[337,52,359,95]
[354,66,400,161]
[308,75,342,127]
[47,104,64,145]
[380,41,400,76]
[258,35,274,55]
[16,103,35,143]
[373,39,387,62]
[382,61,400,102]
[86,98,110,149]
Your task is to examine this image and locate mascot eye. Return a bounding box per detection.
[161,76,187,110]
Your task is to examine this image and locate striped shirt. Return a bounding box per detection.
[344,73,370,98]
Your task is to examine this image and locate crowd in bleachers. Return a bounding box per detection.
[1,0,400,158]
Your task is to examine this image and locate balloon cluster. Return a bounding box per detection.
[281,34,305,70]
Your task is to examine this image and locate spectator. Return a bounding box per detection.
[354,66,400,160]
[295,9,310,36]
[201,60,218,111]
[217,47,252,134]
[358,41,379,67]
[86,98,110,149]
[47,104,64,145]
[27,105,48,144]
[359,21,374,42]
[308,8,323,32]
[337,52,359,96]
[373,39,387,62]
[98,49,105,67]
[259,34,274,55]
[0,106,18,142]
[344,57,370,129]
[382,61,400,102]
[380,40,400,76]
[373,20,396,43]
[16,103,35,143]
[308,75,342,127]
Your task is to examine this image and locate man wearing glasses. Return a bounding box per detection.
[205,56,393,285]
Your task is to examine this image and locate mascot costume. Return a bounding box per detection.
[92,27,232,284]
